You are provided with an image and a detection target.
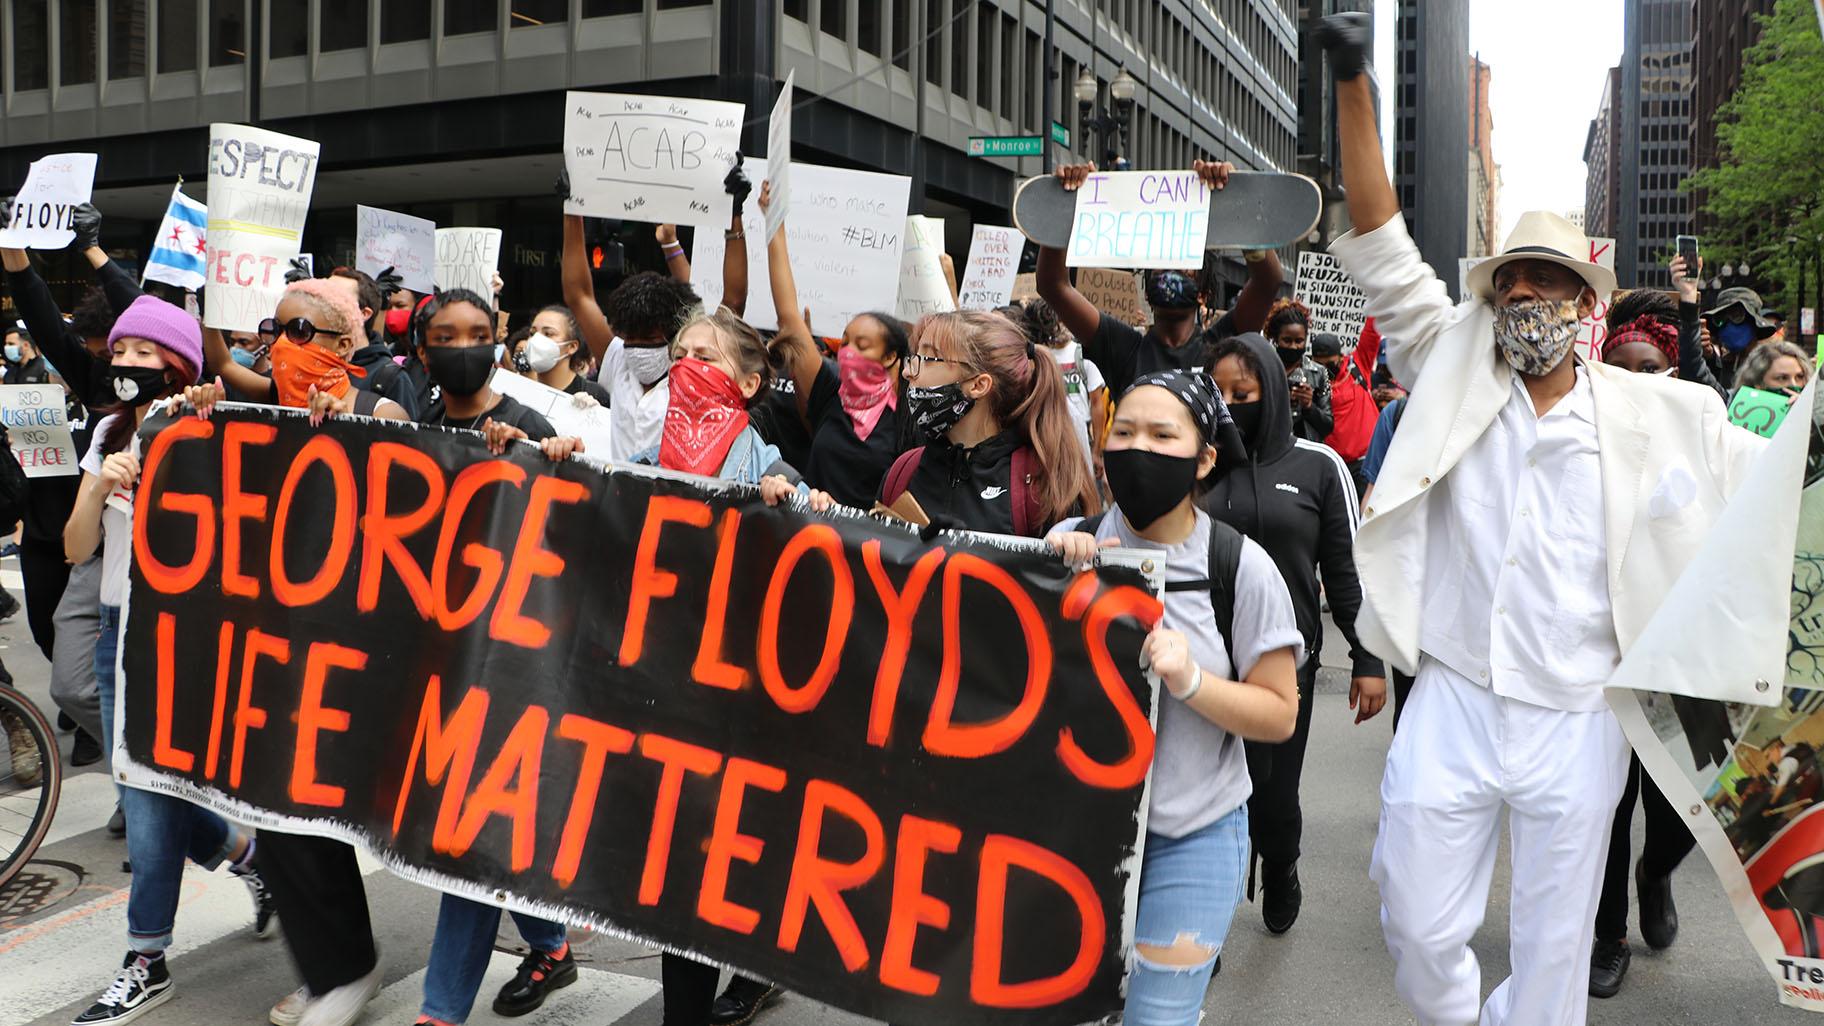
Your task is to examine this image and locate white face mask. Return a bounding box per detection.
[1493,297,1582,376]
[525,333,567,373]
[623,343,675,386]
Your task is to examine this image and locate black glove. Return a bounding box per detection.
[555,168,572,203]
[0,196,14,230]
[375,265,405,299]
[1312,12,1372,82]
[283,256,313,283]
[724,155,752,215]
[70,202,103,250]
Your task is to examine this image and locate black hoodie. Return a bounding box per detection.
[1201,332,1383,679]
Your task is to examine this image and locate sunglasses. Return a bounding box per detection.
[258,317,339,344]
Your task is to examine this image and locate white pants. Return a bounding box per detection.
[1371,660,1631,1026]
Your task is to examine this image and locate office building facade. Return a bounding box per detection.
[1392,0,1469,298]
[1467,54,1497,258]
[1583,65,1622,242]
[1691,0,1777,233]
[1618,0,1693,289]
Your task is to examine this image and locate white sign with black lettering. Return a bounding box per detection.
[562,92,744,228]
[0,385,78,477]
[0,153,99,250]
[1294,251,1370,342]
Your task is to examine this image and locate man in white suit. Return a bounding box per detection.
[1314,14,1767,1026]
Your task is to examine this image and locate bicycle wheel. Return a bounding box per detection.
[0,687,62,891]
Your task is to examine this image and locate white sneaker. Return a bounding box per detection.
[269,986,309,1026]
[297,961,382,1026]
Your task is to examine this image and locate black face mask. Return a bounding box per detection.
[905,383,976,441]
[110,365,170,407]
[1104,448,1201,530]
[422,344,497,398]
[1276,345,1304,368]
[1226,399,1264,445]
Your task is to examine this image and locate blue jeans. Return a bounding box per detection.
[97,604,237,952]
[422,893,567,1024]
[1125,805,1249,1026]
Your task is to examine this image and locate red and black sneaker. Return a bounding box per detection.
[491,945,577,1017]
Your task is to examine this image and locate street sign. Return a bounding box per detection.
[967,135,1044,158]
[1051,121,1071,148]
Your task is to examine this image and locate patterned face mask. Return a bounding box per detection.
[1493,297,1582,376]
[905,383,976,442]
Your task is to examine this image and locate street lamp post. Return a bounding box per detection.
[1076,67,1137,170]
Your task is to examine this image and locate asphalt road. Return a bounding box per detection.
[0,583,1813,1025]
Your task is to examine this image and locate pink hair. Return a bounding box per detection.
[283,277,366,339]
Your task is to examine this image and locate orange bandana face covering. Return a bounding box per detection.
[268,338,367,408]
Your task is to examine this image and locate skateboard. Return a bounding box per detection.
[1012,170,1324,251]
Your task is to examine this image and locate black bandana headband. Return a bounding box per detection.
[1122,369,1250,475]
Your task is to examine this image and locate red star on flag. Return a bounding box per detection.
[193,235,207,255]
[166,226,184,247]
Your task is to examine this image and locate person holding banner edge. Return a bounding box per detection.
[1315,12,1770,1024]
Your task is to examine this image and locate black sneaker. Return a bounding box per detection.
[709,976,781,1026]
[491,945,577,1017]
[58,710,77,731]
[234,865,278,939]
[71,728,103,767]
[1637,858,1679,950]
[72,951,173,1024]
[1261,860,1303,935]
[1589,938,1630,998]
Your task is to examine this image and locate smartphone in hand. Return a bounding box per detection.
[1677,234,1700,268]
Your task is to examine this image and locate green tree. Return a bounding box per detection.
[1686,0,1824,324]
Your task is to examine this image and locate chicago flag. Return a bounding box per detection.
[143,183,208,291]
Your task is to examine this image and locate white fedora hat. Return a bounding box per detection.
[1465,211,1617,303]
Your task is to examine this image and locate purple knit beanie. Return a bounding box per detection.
[108,295,203,386]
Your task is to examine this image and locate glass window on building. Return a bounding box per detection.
[444,0,496,34]
[654,0,710,7]
[209,0,245,65]
[13,0,48,89]
[949,0,968,100]
[924,0,941,86]
[784,0,807,19]
[270,0,306,57]
[512,0,566,25]
[382,0,431,40]
[974,5,991,110]
[321,0,368,50]
[108,0,147,77]
[61,0,99,84]
[158,0,198,72]
[582,0,641,15]
[890,1,909,67]
[998,14,1014,121]
[821,0,846,40]
[858,0,881,54]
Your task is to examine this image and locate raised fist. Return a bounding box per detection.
[1312,12,1372,82]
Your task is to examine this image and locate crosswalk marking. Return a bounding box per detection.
[360,952,659,1025]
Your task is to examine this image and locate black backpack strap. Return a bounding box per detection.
[350,388,382,417]
[1076,513,1105,536]
[1158,517,1244,667]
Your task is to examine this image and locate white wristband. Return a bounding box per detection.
[1173,668,1203,702]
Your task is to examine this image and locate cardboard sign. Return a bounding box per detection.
[562,91,743,227]
[1076,268,1151,328]
[1729,386,1794,439]
[435,228,504,299]
[1064,171,1208,270]
[356,205,437,295]
[1295,251,1368,342]
[692,158,911,333]
[204,124,320,332]
[0,384,78,477]
[957,225,1024,311]
[896,215,955,322]
[119,405,1159,1026]
[1011,272,1039,304]
[487,367,613,454]
[0,153,99,249]
[764,71,794,244]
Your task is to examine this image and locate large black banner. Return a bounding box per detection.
[119,405,1162,1026]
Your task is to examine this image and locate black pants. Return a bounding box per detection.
[1594,755,1695,943]
[17,537,71,662]
[1391,668,1415,731]
[256,831,378,994]
[1245,658,1318,865]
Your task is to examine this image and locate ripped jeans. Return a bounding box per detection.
[1126,805,1249,1026]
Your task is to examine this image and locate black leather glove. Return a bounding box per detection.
[555,168,572,203]
[375,266,405,299]
[70,202,103,250]
[283,256,313,283]
[724,155,753,216]
[0,196,14,231]
[1312,12,1372,82]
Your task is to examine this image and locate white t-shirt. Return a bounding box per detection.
[80,414,139,608]
[1049,341,1105,473]
[596,337,668,463]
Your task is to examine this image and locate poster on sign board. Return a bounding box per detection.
[357,205,437,295]
[204,124,320,332]
[0,153,99,249]
[562,92,744,228]
[957,226,1024,311]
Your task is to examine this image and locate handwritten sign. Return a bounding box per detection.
[1077,267,1151,328]
[204,123,320,332]
[562,91,743,228]
[356,205,436,295]
[1012,272,1039,303]
[1461,236,1616,361]
[0,153,99,249]
[488,368,614,455]
[0,385,78,477]
[434,228,503,299]
[896,215,955,322]
[764,71,794,244]
[1295,251,1369,342]
[1728,386,1794,439]
[957,225,1024,310]
[692,157,911,333]
[1064,171,1209,269]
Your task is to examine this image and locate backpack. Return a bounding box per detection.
[879,444,1044,537]
[1075,510,1246,669]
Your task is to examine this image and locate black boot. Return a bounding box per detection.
[1637,858,1678,950]
[709,975,781,1026]
[1261,859,1302,935]
[71,728,103,767]
[1589,938,1630,997]
[492,944,577,1016]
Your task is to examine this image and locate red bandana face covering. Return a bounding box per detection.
[837,344,897,440]
[660,357,751,477]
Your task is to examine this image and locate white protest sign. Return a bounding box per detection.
[562,91,743,227]
[1462,237,1616,362]
[0,384,79,477]
[897,215,956,322]
[356,205,436,294]
[204,123,320,332]
[435,228,503,299]
[488,369,614,455]
[1064,170,1209,269]
[957,225,1024,310]
[0,153,99,249]
[764,71,794,244]
[1295,251,1369,342]
[692,157,911,333]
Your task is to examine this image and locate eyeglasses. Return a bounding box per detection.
[904,352,970,379]
[258,317,338,344]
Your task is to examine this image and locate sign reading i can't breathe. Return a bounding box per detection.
[1064,171,1209,270]
[118,405,1162,1026]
